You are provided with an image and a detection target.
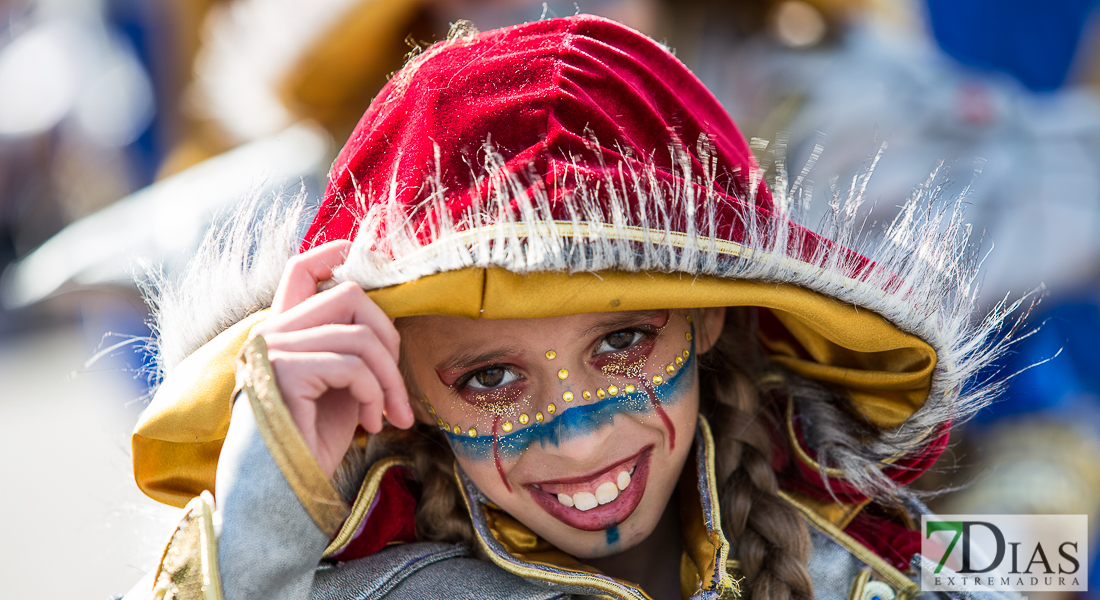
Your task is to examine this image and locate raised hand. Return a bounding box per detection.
[249,240,414,477]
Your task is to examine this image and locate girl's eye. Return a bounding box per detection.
[466,366,519,390]
[597,329,645,354]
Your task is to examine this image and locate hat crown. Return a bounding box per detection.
[304,15,769,249]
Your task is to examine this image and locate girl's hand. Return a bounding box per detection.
[250,240,414,477]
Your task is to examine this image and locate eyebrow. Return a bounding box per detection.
[436,346,526,373]
[579,310,667,339]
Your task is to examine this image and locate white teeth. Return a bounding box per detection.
[555,468,635,510]
[573,492,598,511]
[629,466,636,475]
[596,481,619,505]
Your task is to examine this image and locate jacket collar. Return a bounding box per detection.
[455,417,741,600]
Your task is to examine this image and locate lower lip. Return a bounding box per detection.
[526,449,652,531]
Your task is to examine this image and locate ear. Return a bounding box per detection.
[694,307,727,354]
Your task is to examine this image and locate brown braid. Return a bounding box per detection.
[699,308,814,600]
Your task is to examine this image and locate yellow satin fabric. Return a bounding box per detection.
[132,267,935,507]
[132,311,268,507]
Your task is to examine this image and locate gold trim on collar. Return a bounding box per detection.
[779,490,918,600]
[455,418,740,600]
[690,417,740,598]
[455,463,652,600]
[323,455,414,557]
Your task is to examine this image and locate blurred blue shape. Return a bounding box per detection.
[927,0,1100,91]
[974,300,1100,434]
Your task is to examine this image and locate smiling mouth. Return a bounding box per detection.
[525,447,653,531]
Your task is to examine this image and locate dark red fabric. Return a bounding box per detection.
[845,510,922,573]
[300,15,874,281]
[327,467,418,562]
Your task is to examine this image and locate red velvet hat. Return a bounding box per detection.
[304,16,773,250]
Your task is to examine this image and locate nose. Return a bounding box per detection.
[538,412,617,466]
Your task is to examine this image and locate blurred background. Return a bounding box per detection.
[1,0,1099,598]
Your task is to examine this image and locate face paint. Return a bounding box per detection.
[400,309,714,560]
[605,526,620,546]
[440,326,696,460]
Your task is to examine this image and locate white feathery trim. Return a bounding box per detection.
[143,136,1029,486]
[140,186,316,376]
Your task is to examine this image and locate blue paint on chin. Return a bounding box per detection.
[446,325,697,460]
[605,526,620,546]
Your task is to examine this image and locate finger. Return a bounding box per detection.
[265,325,409,417]
[264,283,401,360]
[270,350,385,409]
[270,349,408,431]
[271,240,353,313]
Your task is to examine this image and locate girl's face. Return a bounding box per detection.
[399,308,725,558]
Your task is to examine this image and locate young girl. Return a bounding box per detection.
[125,15,1017,600]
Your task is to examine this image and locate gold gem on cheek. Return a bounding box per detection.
[545,350,556,360]
[683,350,690,359]
[535,411,544,423]
[675,356,683,366]
[686,314,693,323]
[519,413,530,425]
[437,417,444,429]
[547,403,556,414]
[666,364,676,375]
[652,375,664,385]
[557,368,569,380]
[596,388,606,399]
[453,425,461,435]
[582,390,592,401]
[607,385,618,396]
[502,421,513,433]
[468,428,478,438]
[685,332,692,341]
[625,384,635,394]
[563,391,574,402]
